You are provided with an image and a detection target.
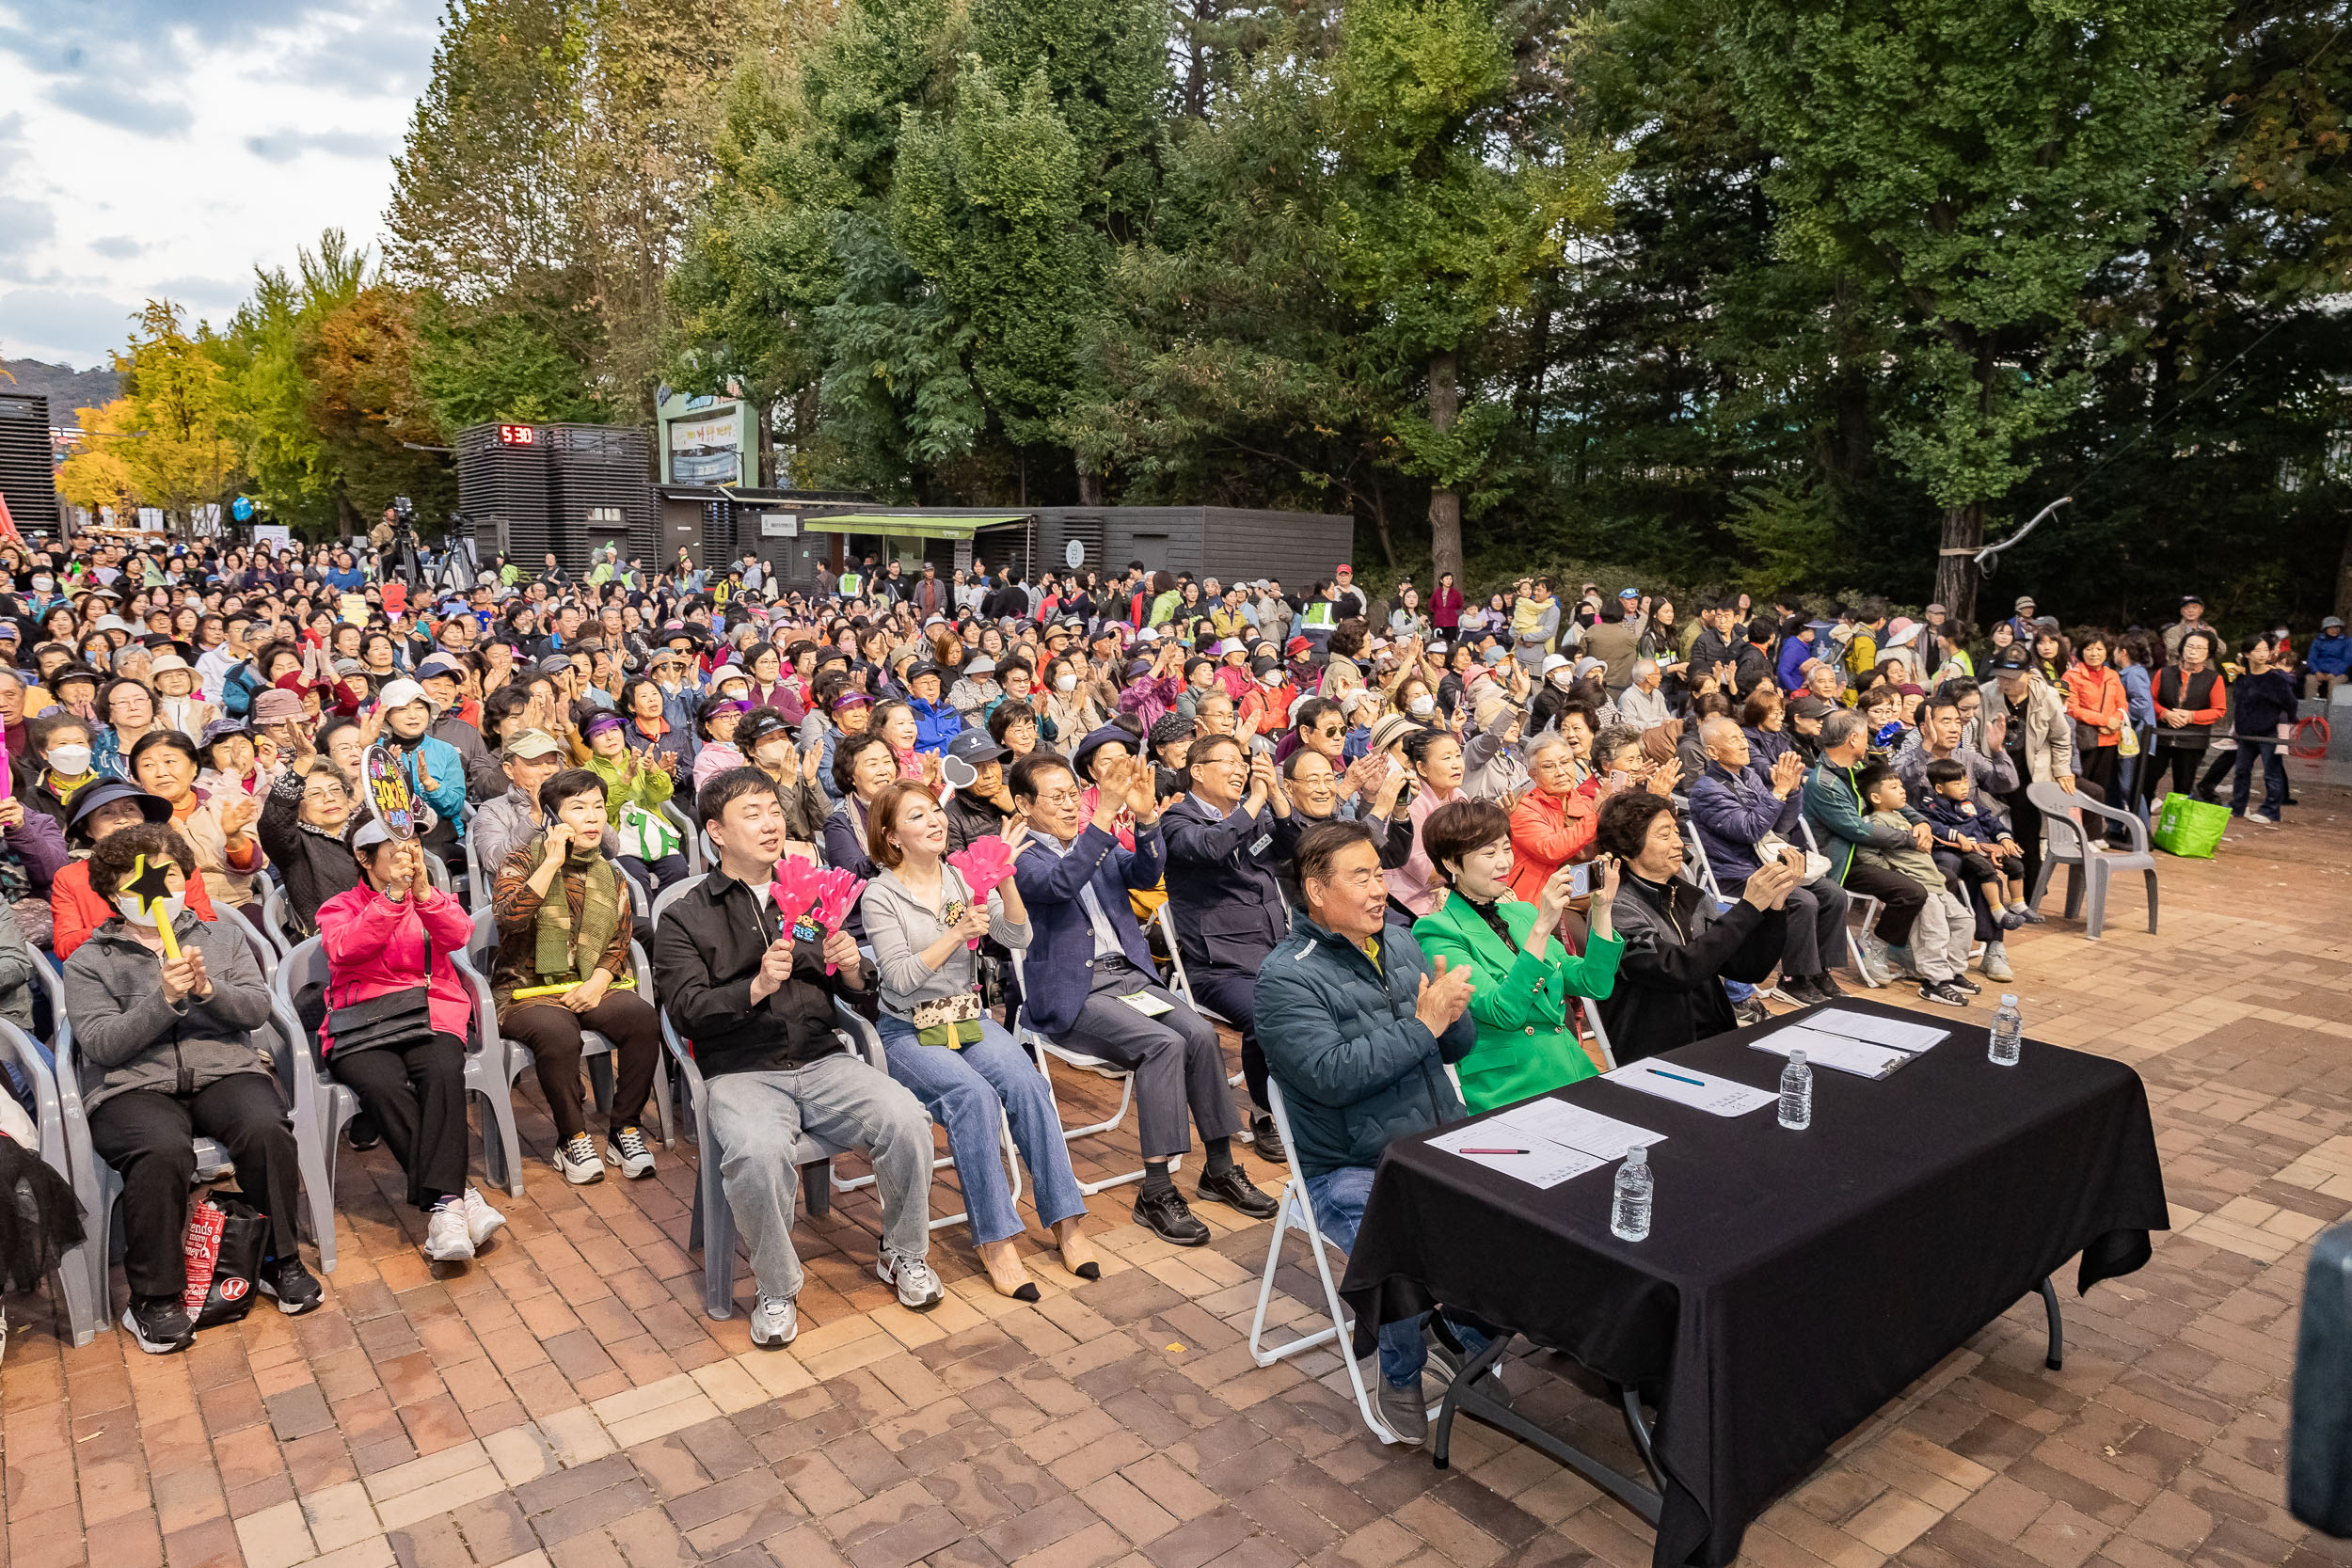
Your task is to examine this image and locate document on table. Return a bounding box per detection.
[1602,1060,1778,1117]
[1750,1024,1913,1080]
[1426,1123,1606,1189]
[1491,1097,1667,1162]
[1802,1007,1947,1053]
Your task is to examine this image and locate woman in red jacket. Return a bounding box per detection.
[2061,632,2129,816]
[317,822,501,1265]
[1429,571,1465,635]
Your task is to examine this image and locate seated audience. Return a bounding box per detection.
[1918,758,2028,927]
[54,782,222,960]
[1851,765,1979,1006]
[1254,819,1483,1445]
[1595,790,1792,1060]
[654,768,943,1346]
[492,768,665,1184]
[858,783,1097,1298]
[1413,799,1622,1109]
[319,822,504,1262]
[1802,709,1930,986]
[1687,717,1851,1004]
[259,756,363,933]
[67,823,319,1353]
[1009,748,1275,1244]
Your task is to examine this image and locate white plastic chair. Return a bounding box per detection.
[663,802,705,876]
[464,905,675,1148]
[258,879,298,958]
[0,1020,103,1345]
[266,941,360,1273]
[2026,781,2158,941]
[1008,950,1155,1195]
[1246,1079,1410,1444]
[1799,816,1884,986]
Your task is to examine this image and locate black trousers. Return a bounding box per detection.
[331,1032,470,1212]
[1839,862,1925,946]
[87,1071,304,1299]
[2143,740,2206,803]
[1186,963,1266,1112]
[500,992,661,1140]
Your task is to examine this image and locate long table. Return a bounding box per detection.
[1337,999,2168,1568]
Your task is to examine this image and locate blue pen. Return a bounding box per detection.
[1645,1067,1707,1086]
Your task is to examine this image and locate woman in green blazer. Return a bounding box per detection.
[1412,799,1625,1112]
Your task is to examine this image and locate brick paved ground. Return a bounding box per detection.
[8,790,2352,1568]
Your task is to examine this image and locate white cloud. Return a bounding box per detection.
[0,0,431,367]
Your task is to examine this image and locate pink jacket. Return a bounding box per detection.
[317,883,477,1052]
[1386,785,1468,918]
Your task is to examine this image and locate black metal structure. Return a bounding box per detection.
[0,392,60,536]
[455,422,655,577]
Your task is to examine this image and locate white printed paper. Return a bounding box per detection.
[1750,1024,1912,1079]
[1802,1007,1948,1053]
[1491,1098,1668,1162]
[1602,1061,1778,1117]
[1427,1124,1606,1189]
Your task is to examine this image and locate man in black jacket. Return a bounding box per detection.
[1161,734,1292,1164]
[653,768,944,1347]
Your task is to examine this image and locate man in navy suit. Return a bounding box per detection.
[1009,749,1277,1244]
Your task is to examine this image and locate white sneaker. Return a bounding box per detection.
[604,1125,656,1180]
[2247,813,2277,826]
[1979,942,2014,983]
[878,1250,945,1312]
[1853,931,1892,988]
[555,1132,605,1184]
[462,1187,505,1251]
[749,1292,799,1348]
[424,1199,475,1261]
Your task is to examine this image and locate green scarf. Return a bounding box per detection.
[526,839,622,984]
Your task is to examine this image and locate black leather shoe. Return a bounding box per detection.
[1197,1164,1279,1220]
[1133,1185,1211,1246]
[346,1113,382,1151]
[1810,972,1848,999]
[1248,1113,1287,1168]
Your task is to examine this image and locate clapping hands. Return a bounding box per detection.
[1415,956,1474,1036]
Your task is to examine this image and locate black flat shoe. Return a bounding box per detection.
[1133,1185,1211,1246]
[1070,1261,1101,1281]
[1248,1113,1288,1169]
[346,1113,382,1151]
[1197,1164,1279,1221]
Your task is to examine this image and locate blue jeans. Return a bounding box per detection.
[1307,1164,1492,1388]
[2231,743,2288,818]
[876,1015,1089,1245]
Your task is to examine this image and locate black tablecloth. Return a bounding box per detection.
[1338,998,2168,1568]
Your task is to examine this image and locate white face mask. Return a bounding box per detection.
[1407,694,1435,716]
[31,576,52,593]
[1550,671,1575,689]
[116,892,183,928]
[1259,672,1283,689]
[47,744,91,776]
[1055,673,1077,692]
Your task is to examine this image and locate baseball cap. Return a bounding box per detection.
[349,818,394,852]
[501,729,564,761]
[734,709,791,750]
[416,655,465,683]
[377,678,428,712]
[1335,563,1353,575]
[2181,592,2204,605]
[1990,644,2034,672]
[1789,694,1835,722]
[1925,602,1948,616]
[536,654,574,675]
[1617,588,1641,601]
[946,729,1007,767]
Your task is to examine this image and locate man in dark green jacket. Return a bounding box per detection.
[1256,819,1483,1447]
[1799,709,1926,986]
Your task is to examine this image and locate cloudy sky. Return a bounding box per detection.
[0,0,437,370]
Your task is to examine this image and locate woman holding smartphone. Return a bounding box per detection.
[1411,799,1624,1107]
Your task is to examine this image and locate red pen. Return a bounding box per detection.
[1461,1148,1531,1155]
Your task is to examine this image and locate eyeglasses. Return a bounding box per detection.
[1033,787,1087,807]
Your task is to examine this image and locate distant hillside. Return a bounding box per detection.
[1,359,119,417]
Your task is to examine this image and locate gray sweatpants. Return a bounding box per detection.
[704,1052,934,1302]
[1907,887,1975,984]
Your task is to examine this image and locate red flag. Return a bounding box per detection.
[0,492,23,549]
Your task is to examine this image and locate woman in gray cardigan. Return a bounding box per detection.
[857,782,1095,1300]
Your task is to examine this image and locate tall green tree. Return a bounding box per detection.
[1719,0,2221,623]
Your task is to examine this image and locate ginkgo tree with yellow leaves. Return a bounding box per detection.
[56,302,239,533]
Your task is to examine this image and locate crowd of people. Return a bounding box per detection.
[0,525,2327,1426]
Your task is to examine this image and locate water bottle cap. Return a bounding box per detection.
[1627,1146,1647,1162]
[1788,1048,1805,1066]
[2000,993,2018,1006]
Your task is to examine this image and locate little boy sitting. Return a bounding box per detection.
[1916,757,2032,929]
[1852,763,1979,1007]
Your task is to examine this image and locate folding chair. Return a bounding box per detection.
[1246,1079,1410,1444]
[421,850,454,897]
[2026,781,2158,941]
[1672,797,1724,902]
[267,941,361,1273]
[1008,950,1156,1195]
[258,879,298,959]
[0,1019,103,1345]
[465,906,675,1148]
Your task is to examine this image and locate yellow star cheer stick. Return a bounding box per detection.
[123,853,183,962]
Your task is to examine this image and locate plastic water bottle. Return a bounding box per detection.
[1990,995,2023,1067]
[1611,1147,1653,1242]
[1778,1050,1813,1130]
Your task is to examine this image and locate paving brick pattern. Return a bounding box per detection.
[8,797,2352,1568]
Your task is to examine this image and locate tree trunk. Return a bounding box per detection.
[1427,348,1463,586]
[754,388,776,489]
[1371,479,1394,568]
[1074,451,1103,507]
[1933,502,1983,626]
[2335,516,2352,624]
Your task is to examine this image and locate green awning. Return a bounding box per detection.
[803,513,1028,540]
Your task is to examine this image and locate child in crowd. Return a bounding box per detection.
[1853,763,1979,1007]
[1917,757,2031,928]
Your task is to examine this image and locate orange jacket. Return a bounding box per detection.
[1506,781,1599,903]
[2061,663,2126,748]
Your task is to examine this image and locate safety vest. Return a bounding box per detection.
[840,573,862,597]
[1304,600,1338,629]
